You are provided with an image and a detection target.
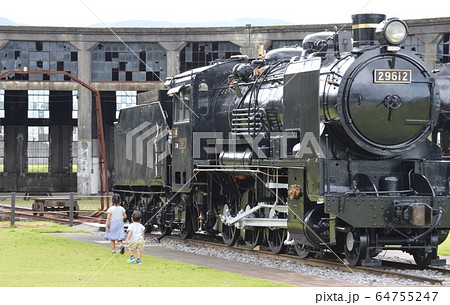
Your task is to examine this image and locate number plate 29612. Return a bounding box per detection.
[374,69,411,84]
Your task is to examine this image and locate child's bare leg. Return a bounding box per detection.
[110,240,116,251]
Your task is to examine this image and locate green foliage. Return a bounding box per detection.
[0,222,288,287]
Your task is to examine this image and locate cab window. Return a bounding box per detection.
[174,87,191,122]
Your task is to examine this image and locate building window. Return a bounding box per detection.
[92,43,166,81]
[27,126,49,173]
[270,40,303,50]
[28,90,49,119]
[0,89,4,118]
[72,126,78,172]
[180,42,241,73]
[0,126,4,172]
[0,41,78,81]
[72,90,78,119]
[438,33,450,64]
[116,91,137,119]
[402,36,425,57]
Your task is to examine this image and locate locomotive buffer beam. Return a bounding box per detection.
[221,203,288,229]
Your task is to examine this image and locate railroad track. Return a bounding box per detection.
[0,203,105,225]
[380,259,450,278]
[157,232,448,285]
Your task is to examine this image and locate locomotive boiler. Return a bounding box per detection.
[114,13,450,267]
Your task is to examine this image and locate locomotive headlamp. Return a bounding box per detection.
[375,18,408,46]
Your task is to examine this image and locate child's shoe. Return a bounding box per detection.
[136,259,142,264]
[111,250,116,254]
[120,245,125,254]
[127,256,136,263]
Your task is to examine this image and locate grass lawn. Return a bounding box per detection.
[0,197,105,213]
[0,221,288,287]
[439,232,450,256]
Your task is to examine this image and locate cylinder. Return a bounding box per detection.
[352,13,386,47]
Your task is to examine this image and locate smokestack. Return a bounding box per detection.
[352,13,386,48]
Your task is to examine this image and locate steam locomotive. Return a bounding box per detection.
[113,13,450,267]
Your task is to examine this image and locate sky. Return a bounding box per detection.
[1,0,449,27]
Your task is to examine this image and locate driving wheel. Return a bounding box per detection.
[243,228,261,250]
[267,229,286,254]
[220,203,238,246]
[220,193,239,246]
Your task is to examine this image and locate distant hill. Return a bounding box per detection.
[0,16,295,28]
[91,18,296,27]
[0,17,22,26]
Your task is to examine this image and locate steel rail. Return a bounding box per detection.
[0,204,104,224]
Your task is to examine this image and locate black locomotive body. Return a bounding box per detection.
[114,14,450,267]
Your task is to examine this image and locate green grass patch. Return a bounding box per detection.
[438,232,450,256]
[0,198,104,212]
[0,222,288,287]
[27,164,49,173]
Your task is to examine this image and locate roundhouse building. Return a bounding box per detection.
[0,17,449,195]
